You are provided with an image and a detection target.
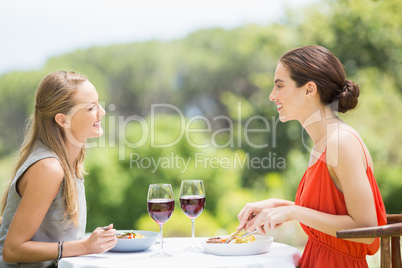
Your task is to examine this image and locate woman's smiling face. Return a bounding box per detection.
[269,62,306,122]
[67,80,106,144]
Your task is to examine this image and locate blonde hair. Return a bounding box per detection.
[1,71,88,226]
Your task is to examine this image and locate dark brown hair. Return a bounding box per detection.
[279,46,360,113]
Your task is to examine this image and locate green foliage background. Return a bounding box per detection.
[0,0,401,250]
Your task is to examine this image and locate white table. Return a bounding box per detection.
[59,237,301,268]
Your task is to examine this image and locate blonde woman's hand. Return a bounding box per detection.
[85,224,117,254]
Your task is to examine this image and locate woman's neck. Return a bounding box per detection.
[301,106,341,146]
[64,139,84,166]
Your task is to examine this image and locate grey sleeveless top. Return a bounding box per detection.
[0,142,87,268]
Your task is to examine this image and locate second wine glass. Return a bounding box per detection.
[179,180,206,251]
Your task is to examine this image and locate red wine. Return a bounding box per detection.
[147,199,174,224]
[180,195,205,219]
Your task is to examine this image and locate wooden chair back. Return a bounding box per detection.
[337,214,402,268]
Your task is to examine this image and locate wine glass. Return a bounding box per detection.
[179,180,206,251]
[147,183,174,257]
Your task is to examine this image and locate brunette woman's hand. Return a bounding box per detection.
[85,224,117,254]
[249,205,295,234]
[237,199,295,231]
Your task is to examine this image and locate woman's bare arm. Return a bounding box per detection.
[3,158,64,262]
[248,131,378,244]
[2,158,117,262]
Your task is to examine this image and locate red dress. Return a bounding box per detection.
[295,133,387,268]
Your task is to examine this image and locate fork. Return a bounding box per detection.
[224,214,256,244]
[223,229,243,244]
[238,230,258,237]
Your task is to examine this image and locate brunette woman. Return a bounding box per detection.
[237,46,386,267]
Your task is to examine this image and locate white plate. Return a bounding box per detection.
[202,235,273,256]
[110,230,159,252]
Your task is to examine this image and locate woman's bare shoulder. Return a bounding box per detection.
[20,158,64,187]
[326,127,366,168]
[31,158,64,177]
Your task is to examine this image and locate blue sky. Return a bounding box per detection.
[0,0,317,75]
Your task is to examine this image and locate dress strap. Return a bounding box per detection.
[340,129,368,165]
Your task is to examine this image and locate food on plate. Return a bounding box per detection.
[206,237,226,243]
[116,231,145,239]
[206,231,256,244]
[231,235,256,244]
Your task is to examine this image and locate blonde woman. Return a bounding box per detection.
[0,71,117,267]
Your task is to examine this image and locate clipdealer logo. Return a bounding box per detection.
[129,152,285,173]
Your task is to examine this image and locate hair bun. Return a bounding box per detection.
[337,80,360,113]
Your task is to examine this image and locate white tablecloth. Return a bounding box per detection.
[59,237,301,268]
